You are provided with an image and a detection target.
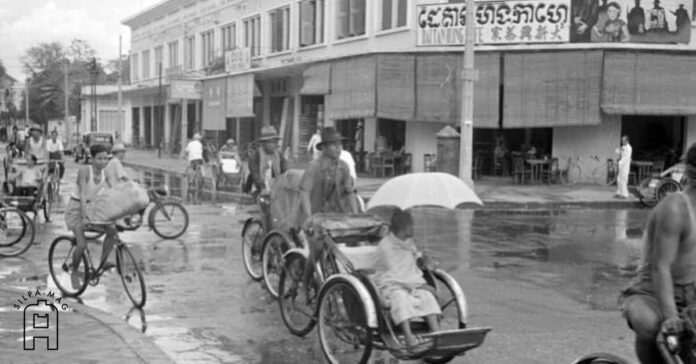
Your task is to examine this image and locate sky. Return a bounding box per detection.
[0,0,161,80]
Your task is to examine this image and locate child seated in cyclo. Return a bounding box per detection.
[372,209,442,350]
[10,154,43,196]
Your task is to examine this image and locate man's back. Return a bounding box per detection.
[186,140,203,161]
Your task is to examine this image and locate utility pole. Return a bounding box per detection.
[459,0,478,185]
[64,59,69,140]
[118,35,123,143]
[157,62,163,159]
[24,77,29,125]
[90,57,98,132]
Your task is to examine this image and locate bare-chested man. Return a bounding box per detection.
[620,142,696,364]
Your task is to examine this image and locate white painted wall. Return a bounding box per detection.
[552,115,622,183]
[405,121,447,173]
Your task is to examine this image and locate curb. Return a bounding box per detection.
[0,287,174,364]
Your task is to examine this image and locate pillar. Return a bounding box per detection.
[292,89,301,156]
[150,100,157,146]
[139,106,145,148]
[194,100,201,133]
[164,101,171,148]
[262,81,271,127]
[181,99,188,148]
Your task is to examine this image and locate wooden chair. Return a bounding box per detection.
[369,153,383,177]
[512,158,531,184]
[540,158,559,184]
[652,160,665,176]
[381,151,395,177]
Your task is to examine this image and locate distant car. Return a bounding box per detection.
[73,132,114,163]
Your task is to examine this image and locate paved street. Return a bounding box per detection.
[0,160,648,363]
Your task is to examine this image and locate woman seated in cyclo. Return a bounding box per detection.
[372,209,442,351]
[10,154,43,196]
[65,144,118,289]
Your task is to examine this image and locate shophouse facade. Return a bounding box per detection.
[113,0,696,177]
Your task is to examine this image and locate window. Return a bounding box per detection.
[142,50,150,79]
[221,23,236,51]
[184,36,196,69]
[244,16,262,57]
[131,53,139,81]
[154,46,163,71]
[336,0,366,39]
[381,0,408,31]
[269,7,290,53]
[299,0,325,47]
[168,40,179,68]
[201,30,215,66]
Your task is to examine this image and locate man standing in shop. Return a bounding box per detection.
[615,135,633,199]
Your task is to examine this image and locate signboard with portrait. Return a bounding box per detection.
[416,1,571,46]
[570,0,692,43]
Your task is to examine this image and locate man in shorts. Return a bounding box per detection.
[620,142,696,363]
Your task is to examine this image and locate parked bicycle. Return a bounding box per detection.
[48,222,146,308]
[562,156,616,186]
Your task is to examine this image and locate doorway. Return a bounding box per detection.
[621,115,685,164]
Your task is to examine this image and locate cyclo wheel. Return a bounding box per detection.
[656,179,682,203]
[149,200,189,239]
[241,218,265,281]
[116,243,147,308]
[279,252,317,337]
[262,232,291,299]
[637,177,657,208]
[423,271,466,364]
[318,278,373,364]
[48,236,89,297]
[0,207,34,257]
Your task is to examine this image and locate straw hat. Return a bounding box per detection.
[316,127,346,150]
[257,126,281,142]
[111,143,126,153]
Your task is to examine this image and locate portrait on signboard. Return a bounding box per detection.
[571,0,692,43]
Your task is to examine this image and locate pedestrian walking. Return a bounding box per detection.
[615,135,632,199]
[307,127,321,161]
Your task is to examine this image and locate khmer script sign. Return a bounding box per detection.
[416,0,570,46]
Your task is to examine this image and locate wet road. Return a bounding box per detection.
[0,161,649,364]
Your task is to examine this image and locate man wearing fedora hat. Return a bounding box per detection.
[26,124,47,163]
[248,125,287,196]
[299,126,359,297]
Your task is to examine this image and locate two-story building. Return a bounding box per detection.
[112,0,696,178]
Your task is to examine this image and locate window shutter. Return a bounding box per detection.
[300,1,316,46]
[349,0,366,36]
[397,0,408,27]
[382,0,393,30]
[337,0,350,39]
[275,11,284,51]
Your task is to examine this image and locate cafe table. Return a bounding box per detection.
[526,159,548,183]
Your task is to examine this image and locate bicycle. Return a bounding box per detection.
[48,222,147,308]
[184,160,204,204]
[561,156,616,186]
[0,205,35,257]
[46,158,63,204]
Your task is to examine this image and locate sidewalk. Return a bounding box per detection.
[0,287,174,364]
[123,148,641,208]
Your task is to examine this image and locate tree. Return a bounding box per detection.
[103,55,130,85]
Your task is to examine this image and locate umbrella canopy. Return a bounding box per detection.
[366,172,483,210]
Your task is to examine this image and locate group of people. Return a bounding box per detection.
[255,124,442,350]
[5,124,66,195]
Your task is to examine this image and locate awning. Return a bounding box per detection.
[202,78,226,131]
[602,52,696,115]
[226,74,255,118]
[503,51,603,128]
[300,63,331,95]
[415,53,499,127]
[325,56,377,120]
[376,54,415,121]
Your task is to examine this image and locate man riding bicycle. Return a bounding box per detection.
[182,133,204,170]
[25,124,47,163]
[46,129,65,180]
[620,142,696,364]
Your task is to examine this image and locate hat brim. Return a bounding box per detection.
[317,137,346,149]
[257,135,281,142]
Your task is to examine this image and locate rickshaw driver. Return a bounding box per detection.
[373,209,441,350]
[619,143,696,364]
[46,129,66,180]
[248,126,287,228]
[299,127,359,301]
[25,124,47,163]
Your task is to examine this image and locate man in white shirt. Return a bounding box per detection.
[182,133,204,169]
[339,149,357,185]
[16,126,26,155]
[46,130,65,179]
[615,135,633,199]
[307,127,322,161]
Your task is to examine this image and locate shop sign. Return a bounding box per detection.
[170,80,202,100]
[225,48,251,73]
[416,0,571,46]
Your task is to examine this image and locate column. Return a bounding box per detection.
[164,101,171,148]
[151,100,156,146]
[181,100,188,146]
[262,81,271,127]
[139,106,145,148]
[194,100,201,133]
[292,89,301,156]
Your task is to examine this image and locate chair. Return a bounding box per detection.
[381,151,395,177]
[512,158,531,184]
[401,153,412,174]
[473,154,484,180]
[540,158,559,184]
[369,153,383,177]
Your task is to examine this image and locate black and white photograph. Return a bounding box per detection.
[2,0,696,363]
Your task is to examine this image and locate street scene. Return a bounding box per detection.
[3,0,696,364]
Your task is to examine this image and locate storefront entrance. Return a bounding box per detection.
[474,127,553,176]
[621,115,684,166]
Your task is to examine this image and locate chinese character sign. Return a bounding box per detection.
[225,48,251,73]
[416,0,571,46]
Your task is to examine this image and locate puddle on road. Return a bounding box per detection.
[404,207,649,311]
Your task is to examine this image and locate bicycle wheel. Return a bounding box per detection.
[279,252,317,337]
[48,236,89,297]
[0,208,34,257]
[262,232,291,299]
[149,201,189,239]
[242,219,265,281]
[317,278,373,364]
[116,244,147,308]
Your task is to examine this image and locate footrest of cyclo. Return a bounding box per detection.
[406,327,492,360]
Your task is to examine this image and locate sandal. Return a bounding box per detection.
[401,335,433,355]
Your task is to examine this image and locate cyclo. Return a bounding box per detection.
[3,157,54,223]
[277,213,491,364]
